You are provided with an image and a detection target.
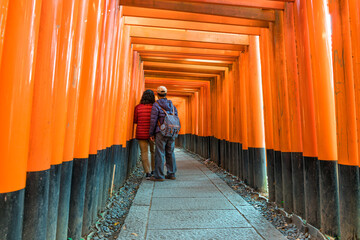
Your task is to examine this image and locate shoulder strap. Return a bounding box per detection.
[156,100,168,115]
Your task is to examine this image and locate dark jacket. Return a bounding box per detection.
[134,104,153,140]
[149,98,178,137]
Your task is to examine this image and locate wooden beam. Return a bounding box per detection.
[120,1,275,21]
[125,16,261,35]
[139,52,237,61]
[129,26,249,45]
[131,37,246,50]
[123,6,269,27]
[144,61,228,69]
[167,0,285,9]
[144,74,212,81]
[133,44,240,57]
[141,57,232,67]
[144,70,219,78]
[144,66,225,74]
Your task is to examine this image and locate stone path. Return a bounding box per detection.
[118,149,286,240]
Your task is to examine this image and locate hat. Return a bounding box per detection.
[157,86,167,94]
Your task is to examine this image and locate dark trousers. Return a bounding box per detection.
[154,132,177,179]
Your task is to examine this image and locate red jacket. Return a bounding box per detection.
[134,104,153,140]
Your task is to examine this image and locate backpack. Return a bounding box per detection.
[156,101,181,138]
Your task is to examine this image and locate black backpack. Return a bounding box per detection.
[156,101,181,138]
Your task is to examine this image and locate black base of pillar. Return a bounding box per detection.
[120,146,128,186]
[303,156,320,228]
[266,149,275,202]
[242,149,249,184]
[225,141,230,172]
[291,152,305,217]
[82,154,98,236]
[0,189,25,240]
[112,145,122,191]
[56,161,73,240]
[105,147,114,201]
[339,164,360,240]
[97,149,105,213]
[68,158,88,239]
[23,169,50,240]
[232,142,239,177]
[319,160,339,237]
[248,148,254,188]
[220,140,226,169]
[211,137,220,166]
[47,164,61,240]
[274,150,283,207]
[253,147,267,193]
[281,152,293,212]
[237,143,243,179]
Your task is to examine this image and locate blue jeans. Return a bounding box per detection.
[154,132,177,179]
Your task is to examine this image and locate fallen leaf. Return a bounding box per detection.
[131,233,138,237]
[114,222,119,226]
[123,225,127,230]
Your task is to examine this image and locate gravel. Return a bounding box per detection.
[189,152,313,240]
[85,160,144,240]
[86,150,313,240]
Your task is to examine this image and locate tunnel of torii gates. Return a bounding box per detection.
[0,0,360,239]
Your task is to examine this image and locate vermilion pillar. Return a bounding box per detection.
[274,10,293,213]
[307,0,340,236]
[0,1,42,239]
[60,0,89,238]
[24,1,63,239]
[241,51,250,184]
[293,0,320,228]
[260,28,275,202]
[284,3,305,217]
[330,0,359,238]
[247,36,267,192]
[55,1,80,238]
[72,0,105,237]
[268,22,283,207]
[0,0,9,67]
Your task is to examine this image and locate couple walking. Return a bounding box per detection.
[133,86,179,181]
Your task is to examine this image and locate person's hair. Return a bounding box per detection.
[140,90,155,104]
[157,92,167,98]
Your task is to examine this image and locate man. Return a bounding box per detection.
[149,86,178,181]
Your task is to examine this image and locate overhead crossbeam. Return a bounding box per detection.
[125,17,262,35]
[133,44,241,57]
[119,0,275,21]
[129,26,249,45]
[131,38,246,51]
[141,57,232,67]
[167,0,285,10]
[123,6,269,27]
[144,70,219,78]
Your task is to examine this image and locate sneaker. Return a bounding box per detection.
[145,173,151,180]
[150,176,165,182]
[165,175,176,180]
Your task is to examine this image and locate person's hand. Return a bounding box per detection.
[150,136,155,142]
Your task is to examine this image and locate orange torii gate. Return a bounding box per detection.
[1,0,360,239]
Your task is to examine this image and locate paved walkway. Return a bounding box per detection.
[118,149,286,240]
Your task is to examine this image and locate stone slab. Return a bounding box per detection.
[117,206,149,240]
[236,206,287,240]
[152,186,226,198]
[133,181,154,206]
[154,179,215,189]
[148,210,251,229]
[151,197,234,211]
[146,228,263,240]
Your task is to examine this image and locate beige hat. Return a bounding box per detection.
[157,86,167,94]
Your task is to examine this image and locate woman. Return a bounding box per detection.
[134,90,155,179]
